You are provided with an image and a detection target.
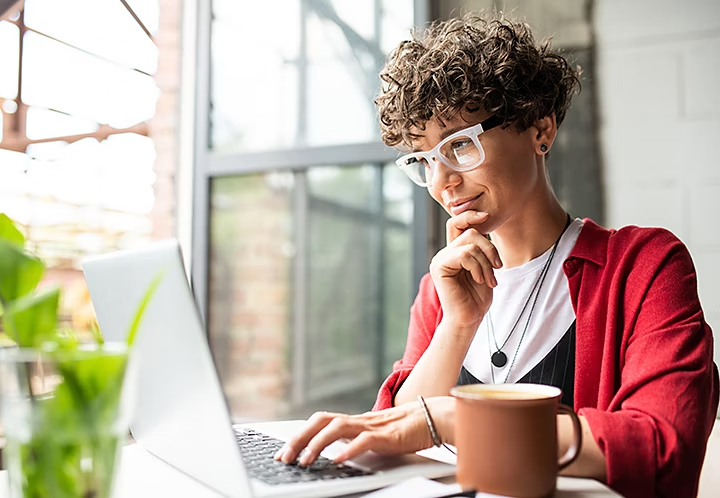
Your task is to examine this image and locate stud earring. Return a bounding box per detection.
[540,144,548,153]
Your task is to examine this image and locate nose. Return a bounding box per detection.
[428,156,462,190]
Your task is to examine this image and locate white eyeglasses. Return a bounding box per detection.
[395,115,502,187]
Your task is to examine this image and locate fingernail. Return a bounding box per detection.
[476,211,488,218]
[492,275,498,287]
[273,448,284,460]
[299,452,314,466]
[494,257,502,268]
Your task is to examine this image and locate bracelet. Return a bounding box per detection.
[417,395,442,447]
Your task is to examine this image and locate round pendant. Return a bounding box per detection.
[491,351,507,368]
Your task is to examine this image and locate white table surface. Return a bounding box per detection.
[0,444,619,497]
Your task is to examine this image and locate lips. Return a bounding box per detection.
[449,194,482,216]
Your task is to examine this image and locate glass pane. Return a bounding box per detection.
[307,165,377,210]
[123,0,160,36]
[211,0,299,153]
[26,107,98,140]
[380,0,415,53]
[208,165,415,421]
[384,227,413,374]
[24,134,155,215]
[211,0,414,152]
[305,209,379,409]
[0,149,31,223]
[23,0,158,74]
[0,21,19,100]
[384,162,414,224]
[1,134,154,271]
[208,174,295,420]
[22,32,159,128]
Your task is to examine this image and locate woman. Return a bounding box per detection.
[275,14,718,497]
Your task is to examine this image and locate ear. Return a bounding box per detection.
[532,114,558,155]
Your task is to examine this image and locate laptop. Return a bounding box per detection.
[82,240,455,498]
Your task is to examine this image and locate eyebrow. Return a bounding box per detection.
[410,125,471,153]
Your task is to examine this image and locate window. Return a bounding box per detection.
[202,0,419,420]
[0,0,179,332]
[210,0,414,152]
[208,164,413,419]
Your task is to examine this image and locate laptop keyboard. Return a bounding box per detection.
[235,428,374,486]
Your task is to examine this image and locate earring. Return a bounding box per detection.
[540,144,548,153]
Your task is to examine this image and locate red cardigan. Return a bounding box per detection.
[373,219,718,498]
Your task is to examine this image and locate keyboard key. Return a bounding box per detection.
[234,429,374,485]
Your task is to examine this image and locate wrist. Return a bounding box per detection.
[437,318,482,341]
[426,396,455,445]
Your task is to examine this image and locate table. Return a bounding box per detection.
[0,444,619,497]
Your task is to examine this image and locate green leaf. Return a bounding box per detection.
[90,320,104,345]
[0,240,45,302]
[0,213,25,247]
[3,286,60,347]
[126,271,164,347]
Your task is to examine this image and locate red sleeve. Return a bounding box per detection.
[373,273,443,411]
[579,231,718,498]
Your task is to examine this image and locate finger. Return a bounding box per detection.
[333,432,379,463]
[435,244,497,288]
[277,411,339,463]
[299,418,362,466]
[461,245,497,287]
[451,228,503,269]
[446,211,488,244]
[457,245,486,285]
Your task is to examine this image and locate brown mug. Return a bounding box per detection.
[450,383,582,498]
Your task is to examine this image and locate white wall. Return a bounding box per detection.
[595,0,720,361]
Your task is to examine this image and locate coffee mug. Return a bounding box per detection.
[450,383,582,498]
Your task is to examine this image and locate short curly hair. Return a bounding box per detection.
[375,14,580,147]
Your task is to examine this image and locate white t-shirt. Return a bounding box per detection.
[463,218,585,384]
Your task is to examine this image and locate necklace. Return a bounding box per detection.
[487,214,572,381]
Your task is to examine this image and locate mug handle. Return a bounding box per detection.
[557,403,582,470]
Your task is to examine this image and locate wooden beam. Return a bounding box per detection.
[0,121,150,152]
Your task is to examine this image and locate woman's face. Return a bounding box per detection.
[410,111,545,233]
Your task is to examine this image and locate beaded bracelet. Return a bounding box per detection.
[417,395,442,447]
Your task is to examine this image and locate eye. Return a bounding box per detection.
[451,139,473,152]
[406,156,428,166]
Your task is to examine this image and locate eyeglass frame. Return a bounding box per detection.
[395,115,504,187]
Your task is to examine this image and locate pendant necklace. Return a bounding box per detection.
[487,214,572,381]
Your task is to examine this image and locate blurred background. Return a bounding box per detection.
[0,0,718,424]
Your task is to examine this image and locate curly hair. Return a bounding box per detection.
[375,14,581,147]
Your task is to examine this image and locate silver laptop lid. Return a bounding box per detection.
[83,240,251,498]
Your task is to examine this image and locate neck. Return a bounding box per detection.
[490,188,568,269]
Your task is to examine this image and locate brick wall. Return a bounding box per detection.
[149,0,182,240]
[595,0,720,360]
[207,176,293,420]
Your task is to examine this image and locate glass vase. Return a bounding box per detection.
[0,343,134,498]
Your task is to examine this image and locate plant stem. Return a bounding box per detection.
[0,295,38,404]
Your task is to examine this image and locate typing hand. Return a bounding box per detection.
[274,398,453,466]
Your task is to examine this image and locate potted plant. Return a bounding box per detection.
[0,213,158,498]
